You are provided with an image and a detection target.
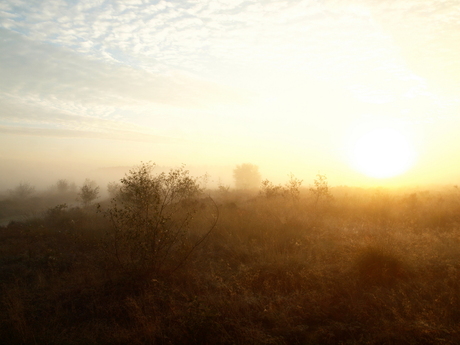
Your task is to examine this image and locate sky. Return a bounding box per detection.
[1,0,459,190]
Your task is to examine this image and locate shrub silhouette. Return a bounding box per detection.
[260,174,303,200]
[107,181,121,199]
[45,203,83,232]
[354,246,407,287]
[8,182,35,199]
[260,179,283,199]
[310,173,333,206]
[101,162,217,275]
[55,179,76,194]
[5,175,460,344]
[77,179,100,207]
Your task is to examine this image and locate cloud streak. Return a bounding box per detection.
[2,0,450,108]
[0,0,459,185]
[0,124,177,143]
[0,28,246,106]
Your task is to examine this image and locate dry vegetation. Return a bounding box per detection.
[2,169,460,344]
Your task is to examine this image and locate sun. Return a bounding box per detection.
[349,127,416,179]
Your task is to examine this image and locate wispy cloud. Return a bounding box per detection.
[0,0,459,182]
[0,124,177,143]
[0,28,246,106]
[0,26,248,142]
[2,0,446,109]
[1,0,453,108]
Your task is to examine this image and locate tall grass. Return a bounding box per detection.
[1,184,460,344]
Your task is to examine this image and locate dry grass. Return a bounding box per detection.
[1,186,460,344]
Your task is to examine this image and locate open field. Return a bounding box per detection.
[2,1,460,343]
[1,177,460,344]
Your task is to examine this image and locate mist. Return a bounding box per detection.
[1,0,460,342]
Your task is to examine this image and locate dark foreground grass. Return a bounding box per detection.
[1,187,460,344]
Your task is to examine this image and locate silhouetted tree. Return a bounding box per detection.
[260,179,283,198]
[9,182,35,199]
[260,174,303,200]
[107,181,121,199]
[101,162,218,274]
[56,179,77,193]
[77,179,100,207]
[285,173,303,201]
[233,163,261,190]
[310,173,333,206]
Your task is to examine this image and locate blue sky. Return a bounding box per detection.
[1,0,459,188]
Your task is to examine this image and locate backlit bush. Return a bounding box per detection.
[101,162,217,275]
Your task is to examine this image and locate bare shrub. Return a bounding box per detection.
[260,179,283,199]
[101,162,217,275]
[310,173,333,207]
[8,183,35,199]
[285,173,303,201]
[260,174,303,201]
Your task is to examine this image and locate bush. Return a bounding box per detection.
[310,173,333,206]
[44,204,84,232]
[101,162,217,275]
[354,246,408,287]
[77,179,100,207]
[8,183,35,199]
[260,174,303,201]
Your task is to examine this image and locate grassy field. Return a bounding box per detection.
[1,178,460,344]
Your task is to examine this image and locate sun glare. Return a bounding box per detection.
[349,128,416,179]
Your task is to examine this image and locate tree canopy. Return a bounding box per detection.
[233,163,261,190]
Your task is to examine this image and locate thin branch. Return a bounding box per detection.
[170,196,219,273]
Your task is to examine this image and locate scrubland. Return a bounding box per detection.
[1,171,460,344]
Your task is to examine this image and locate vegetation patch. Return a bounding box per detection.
[1,166,460,344]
